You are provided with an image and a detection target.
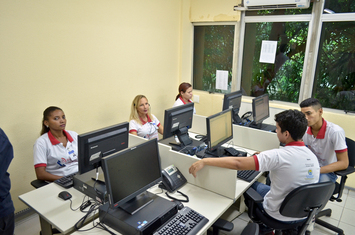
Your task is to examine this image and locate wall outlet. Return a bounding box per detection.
[194,95,200,103]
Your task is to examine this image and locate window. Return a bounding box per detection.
[313,2,355,112]
[193,25,235,93]
[241,21,309,103]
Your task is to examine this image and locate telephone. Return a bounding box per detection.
[160,165,187,193]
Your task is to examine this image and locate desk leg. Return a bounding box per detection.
[39,216,53,235]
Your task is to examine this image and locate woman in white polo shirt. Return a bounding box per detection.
[173,82,196,114]
[129,95,163,140]
[33,106,78,181]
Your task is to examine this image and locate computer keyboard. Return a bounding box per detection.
[54,173,76,189]
[153,206,209,235]
[237,170,260,182]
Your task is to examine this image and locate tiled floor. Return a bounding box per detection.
[15,188,355,235]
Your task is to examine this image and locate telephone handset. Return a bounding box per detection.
[160,165,187,193]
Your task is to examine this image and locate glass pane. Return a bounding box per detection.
[241,22,309,102]
[245,3,313,16]
[313,21,355,112]
[193,25,235,93]
[324,0,355,14]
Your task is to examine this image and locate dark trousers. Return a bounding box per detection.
[0,213,14,235]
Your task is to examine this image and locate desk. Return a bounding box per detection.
[71,183,234,235]
[19,183,97,235]
[20,133,264,235]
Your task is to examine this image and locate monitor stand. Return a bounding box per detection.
[205,147,225,158]
[232,114,243,125]
[248,121,262,129]
[119,191,154,215]
[176,126,192,146]
[248,121,276,132]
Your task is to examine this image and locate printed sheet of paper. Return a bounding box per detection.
[216,70,228,90]
[259,40,277,64]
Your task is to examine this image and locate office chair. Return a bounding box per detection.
[244,181,335,235]
[315,137,355,235]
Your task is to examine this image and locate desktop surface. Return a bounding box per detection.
[19,183,99,234]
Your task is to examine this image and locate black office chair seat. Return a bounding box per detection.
[244,181,335,235]
[253,207,305,231]
[241,223,259,235]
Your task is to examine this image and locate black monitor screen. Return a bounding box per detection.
[252,94,270,124]
[222,90,242,124]
[206,109,233,152]
[78,122,129,175]
[101,139,162,214]
[163,103,194,145]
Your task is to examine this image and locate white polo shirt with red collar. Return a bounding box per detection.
[34,130,78,176]
[129,114,161,140]
[302,119,347,167]
[173,97,196,114]
[253,141,320,221]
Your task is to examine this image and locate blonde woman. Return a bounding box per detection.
[129,95,163,140]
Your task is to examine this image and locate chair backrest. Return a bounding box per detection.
[280,181,335,218]
[346,137,355,167]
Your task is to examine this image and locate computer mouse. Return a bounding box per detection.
[58,191,72,200]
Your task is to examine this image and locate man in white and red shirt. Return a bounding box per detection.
[189,110,320,223]
[300,98,348,182]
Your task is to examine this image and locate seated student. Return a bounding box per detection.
[33,106,78,181]
[173,82,196,114]
[300,98,348,182]
[0,128,15,235]
[189,110,320,224]
[129,95,163,140]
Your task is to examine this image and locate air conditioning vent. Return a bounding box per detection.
[248,4,298,10]
[234,0,310,11]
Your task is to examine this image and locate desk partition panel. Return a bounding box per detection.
[232,125,279,152]
[128,134,148,147]
[161,150,237,200]
[190,114,207,135]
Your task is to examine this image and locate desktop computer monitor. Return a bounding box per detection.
[251,93,270,129]
[101,139,162,215]
[78,122,129,176]
[222,90,242,124]
[163,102,194,146]
[206,109,233,156]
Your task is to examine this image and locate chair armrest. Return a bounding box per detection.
[244,187,263,203]
[31,179,49,189]
[334,166,355,177]
[212,218,234,232]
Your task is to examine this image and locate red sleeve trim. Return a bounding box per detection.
[157,123,161,127]
[129,129,137,133]
[252,155,259,171]
[35,163,47,168]
[335,148,348,153]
